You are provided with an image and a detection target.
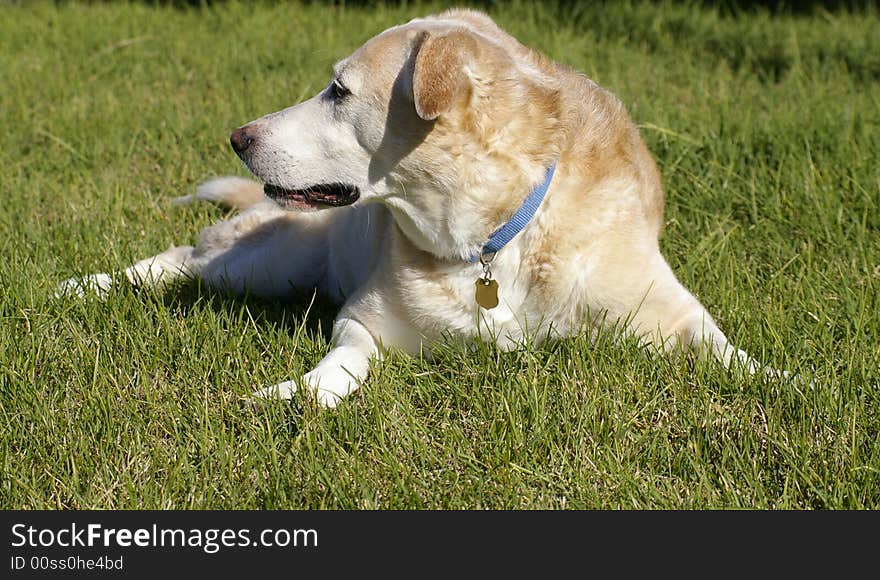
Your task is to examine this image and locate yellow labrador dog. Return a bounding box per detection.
[60,9,786,406]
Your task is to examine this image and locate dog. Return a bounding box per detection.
[58,9,789,407]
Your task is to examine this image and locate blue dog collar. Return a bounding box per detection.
[469,162,557,263]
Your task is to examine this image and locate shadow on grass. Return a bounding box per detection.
[161,277,340,348]
[156,279,344,426]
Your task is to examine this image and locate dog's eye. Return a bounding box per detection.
[329,79,350,101]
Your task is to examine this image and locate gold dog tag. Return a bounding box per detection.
[475,278,499,309]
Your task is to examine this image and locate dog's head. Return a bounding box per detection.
[231,9,562,259]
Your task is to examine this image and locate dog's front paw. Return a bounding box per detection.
[251,382,344,408]
[763,365,817,391]
[55,274,114,299]
[252,380,299,401]
[302,366,361,408]
[252,372,355,409]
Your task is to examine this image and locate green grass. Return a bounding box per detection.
[1,0,878,509]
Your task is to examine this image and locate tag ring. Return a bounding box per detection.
[478,251,496,282]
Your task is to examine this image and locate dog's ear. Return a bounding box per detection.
[412,29,478,121]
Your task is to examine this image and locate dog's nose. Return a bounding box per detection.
[230,125,256,155]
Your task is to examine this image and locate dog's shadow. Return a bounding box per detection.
[160,278,339,362]
[154,280,343,424]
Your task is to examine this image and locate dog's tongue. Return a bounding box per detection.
[263,184,316,211]
[263,183,360,209]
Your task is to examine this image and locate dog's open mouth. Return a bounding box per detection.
[263,183,360,211]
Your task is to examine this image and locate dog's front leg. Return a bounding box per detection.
[254,286,418,407]
[255,317,377,407]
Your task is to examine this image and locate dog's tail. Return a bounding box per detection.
[173,176,267,211]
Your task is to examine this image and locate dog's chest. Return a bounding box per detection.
[394,249,561,348]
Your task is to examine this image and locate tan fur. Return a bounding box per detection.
[413,29,476,120]
[174,175,267,210]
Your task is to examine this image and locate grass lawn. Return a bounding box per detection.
[1,0,878,509]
